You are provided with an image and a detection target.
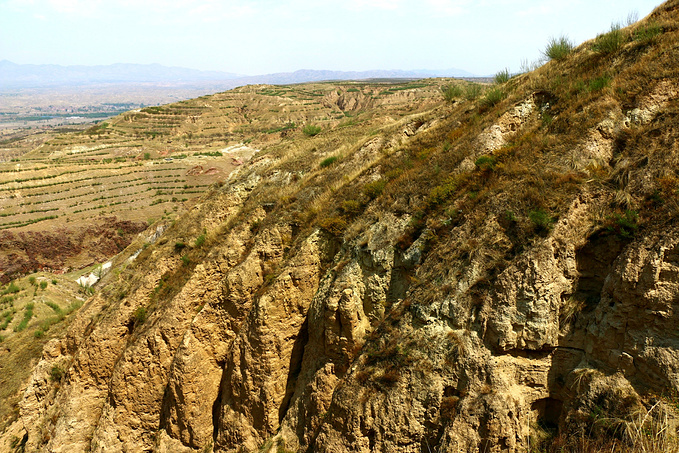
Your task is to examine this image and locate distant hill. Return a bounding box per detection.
[0,61,477,89]
[235,68,477,85]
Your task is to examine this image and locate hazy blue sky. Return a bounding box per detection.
[0,0,663,76]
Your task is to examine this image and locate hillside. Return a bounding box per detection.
[2,1,679,452]
[0,79,443,281]
[0,65,477,133]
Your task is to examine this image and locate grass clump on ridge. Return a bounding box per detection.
[543,35,574,61]
[588,76,611,92]
[464,83,483,101]
[442,85,463,103]
[633,22,662,44]
[494,68,511,84]
[474,155,497,172]
[480,87,507,108]
[320,155,340,168]
[592,23,626,54]
[441,82,484,102]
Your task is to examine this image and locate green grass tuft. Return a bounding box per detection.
[442,85,463,103]
[588,76,611,92]
[592,23,626,54]
[475,155,497,171]
[480,87,507,108]
[543,35,574,61]
[464,83,483,101]
[303,125,321,137]
[194,233,206,248]
[529,209,555,233]
[363,179,387,200]
[494,68,511,84]
[320,155,340,168]
[134,307,147,326]
[633,22,662,44]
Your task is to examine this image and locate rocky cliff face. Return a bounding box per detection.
[3,2,679,452]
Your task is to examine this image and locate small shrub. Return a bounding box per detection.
[543,35,574,61]
[363,179,387,200]
[494,68,511,84]
[606,210,638,239]
[560,297,586,325]
[51,279,57,285]
[320,155,339,168]
[529,209,555,233]
[475,155,497,172]
[519,58,542,73]
[50,365,64,382]
[134,307,147,326]
[180,255,191,266]
[426,177,459,208]
[0,311,13,330]
[442,84,463,102]
[592,24,626,54]
[33,329,45,339]
[464,83,482,100]
[143,152,151,160]
[341,199,363,216]
[28,276,36,286]
[40,281,48,290]
[249,219,261,233]
[67,300,83,314]
[0,295,15,306]
[302,125,321,137]
[319,216,348,236]
[480,87,506,108]
[174,241,186,251]
[263,269,278,285]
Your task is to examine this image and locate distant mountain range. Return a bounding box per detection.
[0,61,477,90]
[0,60,244,88]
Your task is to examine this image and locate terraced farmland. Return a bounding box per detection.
[0,78,451,280]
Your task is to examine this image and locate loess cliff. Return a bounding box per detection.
[3,2,679,452]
